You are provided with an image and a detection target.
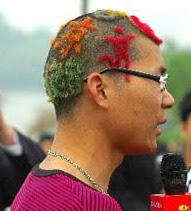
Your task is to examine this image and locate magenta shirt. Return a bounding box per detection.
[11,165,121,210]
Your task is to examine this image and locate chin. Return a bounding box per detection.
[132,140,157,154]
[147,139,157,154]
[146,144,157,154]
[141,136,157,153]
[123,144,157,155]
[120,135,157,154]
[134,147,157,154]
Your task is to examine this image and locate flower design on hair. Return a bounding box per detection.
[129,16,163,45]
[52,17,96,59]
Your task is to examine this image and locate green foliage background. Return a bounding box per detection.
[0,14,191,143]
[160,42,191,144]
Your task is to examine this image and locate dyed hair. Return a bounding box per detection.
[179,91,191,122]
[44,10,162,120]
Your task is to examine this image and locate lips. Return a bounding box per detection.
[157,119,167,127]
[155,119,167,135]
[156,127,162,136]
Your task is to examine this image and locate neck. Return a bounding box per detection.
[40,119,124,193]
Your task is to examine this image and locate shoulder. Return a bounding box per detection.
[75,184,121,210]
[12,173,85,210]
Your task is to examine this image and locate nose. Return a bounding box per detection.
[162,89,175,109]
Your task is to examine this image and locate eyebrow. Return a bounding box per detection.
[159,67,167,75]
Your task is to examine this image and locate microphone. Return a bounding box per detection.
[150,153,191,211]
[161,153,188,195]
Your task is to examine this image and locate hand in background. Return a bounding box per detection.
[0,92,15,145]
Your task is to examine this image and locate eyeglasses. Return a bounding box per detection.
[83,68,168,91]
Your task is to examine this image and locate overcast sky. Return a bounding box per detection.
[1,0,191,47]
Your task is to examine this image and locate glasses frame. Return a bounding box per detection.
[83,68,168,90]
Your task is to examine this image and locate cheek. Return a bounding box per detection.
[131,91,161,119]
[112,79,162,127]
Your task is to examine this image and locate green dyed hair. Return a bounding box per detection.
[44,10,154,120]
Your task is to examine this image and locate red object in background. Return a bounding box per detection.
[150,194,191,211]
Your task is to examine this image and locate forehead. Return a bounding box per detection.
[131,37,165,75]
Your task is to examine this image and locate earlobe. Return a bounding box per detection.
[86,73,109,109]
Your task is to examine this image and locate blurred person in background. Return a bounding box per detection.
[166,140,179,153]
[179,91,191,167]
[11,9,174,211]
[0,93,45,210]
[179,91,191,191]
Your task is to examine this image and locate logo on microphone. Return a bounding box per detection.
[178,205,190,211]
[151,201,162,208]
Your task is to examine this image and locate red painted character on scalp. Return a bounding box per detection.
[98,26,136,69]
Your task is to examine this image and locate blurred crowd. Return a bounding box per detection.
[0,90,191,211]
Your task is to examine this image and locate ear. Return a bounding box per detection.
[86,72,109,109]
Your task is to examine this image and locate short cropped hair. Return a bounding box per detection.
[44,10,162,120]
[179,91,191,122]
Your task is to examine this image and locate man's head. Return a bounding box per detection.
[44,10,174,154]
[180,91,191,144]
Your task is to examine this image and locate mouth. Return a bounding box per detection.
[155,120,167,136]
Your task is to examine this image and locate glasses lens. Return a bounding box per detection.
[160,82,166,90]
[160,74,168,90]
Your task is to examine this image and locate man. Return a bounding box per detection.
[179,91,191,191]
[11,10,174,210]
[0,95,45,210]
